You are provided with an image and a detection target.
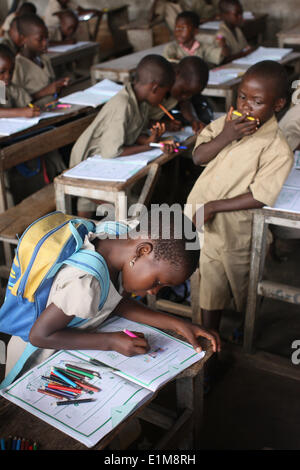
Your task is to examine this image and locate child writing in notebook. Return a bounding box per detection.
[163,10,226,66]
[12,14,70,107]
[187,60,294,337]
[3,210,221,382]
[215,0,254,63]
[0,44,39,118]
[70,54,178,218]
[148,55,209,133]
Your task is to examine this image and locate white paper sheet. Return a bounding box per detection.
[163,126,194,142]
[59,79,122,107]
[233,46,293,66]
[0,111,64,136]
[63,156,146,182]
[93,148,163,165]
[47,41,94,53]
[265,164,300,213]
[208,68,245,85]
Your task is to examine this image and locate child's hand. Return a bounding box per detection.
[173,320,221,354]
[160,139,180,154]
[45,77,70,96]
[222,106,258,142]
[165,119,182,132]
[148,122,166,143]
[17,106,41,118]
[191,119,205,133]
[107,331,150,357]
[192,202,216,229]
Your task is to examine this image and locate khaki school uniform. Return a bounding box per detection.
[186,114,294,312]
[3,83,31,108]
[163,39,223,66]
[154,1,183,31]
[5,234,122,378]
[180,0,219,21]
[0,32,18,55]
[1,12,16,34]
[216,21,248,56]
[70,81,150,212]
[12,54,56,107]
[44,0,78,28]
[279,103,300,152]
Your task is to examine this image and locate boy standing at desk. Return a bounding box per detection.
[70,54,177,218]
[216,0,253,63]
[163,10,226,66]
[187,60,294,336]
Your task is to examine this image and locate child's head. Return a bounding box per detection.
[18,14,48,55]
[171,56,209,101]
[236,60,288,125]
[8,17,23,49]
[56,10,79,39]
[174,11,200,47]
[17,2,37,17]
[0,45,15,86]
[112,209,200,297]
[219,0,243,28]
[134,54,175,106]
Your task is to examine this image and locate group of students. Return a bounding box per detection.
[0,0,298,401]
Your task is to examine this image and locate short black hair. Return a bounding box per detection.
[0,44,15,62]
[243,60,289,100]
[176,11,200,28]
[17,14,46,37]
[130,207,200,277]
[177,56,209,88]
[18,2,37,16]
[135,54,175,88]
[219,0,242,13]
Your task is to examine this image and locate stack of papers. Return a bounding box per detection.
[47,41,95,53]
[208,68,245,85]
[0,316,205,448]
[0,111,64,136]
[59,79,123,108]
[233,46,293,66]
[265,153,300,213]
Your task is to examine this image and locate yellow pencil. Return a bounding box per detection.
[27,103,34,108]
[232,110,255,121]
[159,103,175,121]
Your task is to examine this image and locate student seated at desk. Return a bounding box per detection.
[0,45,39,118]
[215,0,253,63]
[180,0,220,24]
[3,211,220,384]
[70,54,178,218]
[12,14,70,107]
[0,1,36,36]
[0,17,23,56]
[44,0,102,30]
[163,11,226,66]
[148,55,209,133]
[187,60,293,343]
[48,9,79,45]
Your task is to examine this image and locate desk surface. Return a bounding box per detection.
[47,42,100,68]
[0,336,213,450]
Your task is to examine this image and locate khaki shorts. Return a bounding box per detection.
[199,246,251,313]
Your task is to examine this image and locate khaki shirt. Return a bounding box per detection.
[163,39,223,66]
[187,115,294,251]
[279,104,300,151]
[1,12,16,33]
[216,21,248,55]
[12,54,56,106]
[3,83,31,108]
[180,0,219,20]
[149,94,178,121]
[0,32,18,55]
[70,82,150,166]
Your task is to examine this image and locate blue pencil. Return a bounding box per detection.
[0,438,5,450]
[51,367,77,388]
[12,437,17,450]
[16,438,21,450]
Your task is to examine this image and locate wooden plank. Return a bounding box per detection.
[138,403,177,430]
[155,299,192,318]
[154,409,192,450]
[258,280,300,305]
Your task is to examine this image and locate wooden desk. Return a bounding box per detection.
[244,208,300,354]
[55,135,195,221]
[91,43,168,84]
[277,22,300,49]
[0,337,213,450]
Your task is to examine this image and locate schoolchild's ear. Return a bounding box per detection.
[135,242,154,259]
[274,97,286,113]
[150,82,159,94]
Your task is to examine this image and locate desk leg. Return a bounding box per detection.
[114,191,127,220]
[176,370,204,449]
[55,182,72,215]
[244,211,268,353]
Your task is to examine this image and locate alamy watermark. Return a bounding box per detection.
[0,80,6,105]
[291,80,300,105]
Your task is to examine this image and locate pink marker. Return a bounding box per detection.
[123,329,138,338]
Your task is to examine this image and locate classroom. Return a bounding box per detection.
[0,0,300,454]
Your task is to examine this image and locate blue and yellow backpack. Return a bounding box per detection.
[0,211,129,388]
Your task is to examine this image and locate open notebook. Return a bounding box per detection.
[208,67,245,85]
[0,111,64,137]
[0,316,205,448]
[59,79,123,108]
[47,41,96,53]
[233,46,293,66]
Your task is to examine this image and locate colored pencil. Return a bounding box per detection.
[51,368,77,387]
[0,438,5,450]
[73,379,100,393]
[46,383,82,394]
[54,398,96,406]
[37,388,68,400]
[123,329,138,338]
[159,104,175,121]
[65,364,100,378]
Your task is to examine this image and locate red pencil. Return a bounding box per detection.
[46,383,82,394]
